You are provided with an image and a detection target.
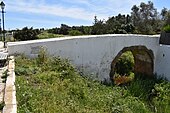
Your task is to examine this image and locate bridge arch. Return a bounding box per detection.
[110,46,154,80]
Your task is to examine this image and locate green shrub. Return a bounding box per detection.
[13,27,40,41]
[115,51,134,76]
[37,31,64,39]
[68,30,83,36]
[152,82,170,113]
[36,47,48,65]
[163,25,170,33]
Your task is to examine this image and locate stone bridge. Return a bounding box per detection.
[7,34,170,81]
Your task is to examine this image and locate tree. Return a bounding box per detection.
[131,1,160,34]
[161,8,170,26]
[13,27,40,41]
[83,26,92,35]
[131,5,140,33]
[48,27,60,34]
[59,24,71,35]
[161,8,168,20]
[105,14,134,34]
[91,16,106,34]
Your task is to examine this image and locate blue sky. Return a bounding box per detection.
[2,0,170,30]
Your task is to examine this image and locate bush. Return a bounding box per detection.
[37,31,64,39]
[163,25,170,33]
[115,51,134,76]
[152,82,170,113]
[14,27,40,41]
[68,30,83,36]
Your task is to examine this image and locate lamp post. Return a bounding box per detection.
[0,1,5,48]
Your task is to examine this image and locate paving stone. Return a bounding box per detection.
[3,104,17,113]
[3,56,17,113]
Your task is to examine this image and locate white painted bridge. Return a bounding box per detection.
[7,34,170,81]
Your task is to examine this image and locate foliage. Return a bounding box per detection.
[13,27,40,41]
[127,74,161,101]
[114,73,134,85]
[131,1,160,34]
[163,25,170,33]
[68,30,83,36]
[59,24,71,35]
[36,47,48,65]
[37,31,64,39]
[15,55,170,113]
[113,51,135,85]
[0,101,5,110]
[48,25,91,36]
[115,51,134,76]
[91,18,107,35]
[152,81,170,113]
[161,8,170,26]
[1,69,9,83]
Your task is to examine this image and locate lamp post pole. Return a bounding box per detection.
[0,19,1,41]
[0,1,5,48]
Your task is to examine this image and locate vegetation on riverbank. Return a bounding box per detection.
[15,54,170,113]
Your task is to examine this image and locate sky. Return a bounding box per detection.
[1,0,170,30]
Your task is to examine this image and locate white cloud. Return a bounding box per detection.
[7,17,57,25]
[4,0,150,21]
[5,0,97,21]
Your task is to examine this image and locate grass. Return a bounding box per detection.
[37,31,64,39]
[15,55,170,113]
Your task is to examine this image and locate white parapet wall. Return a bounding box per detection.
[8,34,168,81]
[155,45,170,80]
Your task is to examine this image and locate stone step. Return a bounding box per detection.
[0,48,7,53]
[0,53,8,61]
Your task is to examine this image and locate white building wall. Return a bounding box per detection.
[8,34,161,81]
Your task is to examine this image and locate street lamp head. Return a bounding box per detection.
[0,1,5,10]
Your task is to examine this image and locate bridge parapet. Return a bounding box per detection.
[7,34,164,81]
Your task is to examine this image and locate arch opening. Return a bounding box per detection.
[110,46,154,84]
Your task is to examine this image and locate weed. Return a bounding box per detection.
[1,69,9,83]
[15,56,170,113]
[1,69,8,79]
[0,101,5,110]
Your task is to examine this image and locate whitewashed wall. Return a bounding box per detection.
[8,34,161,81]
[155,45,170,80]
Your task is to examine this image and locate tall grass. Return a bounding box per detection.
[15,55,170,113]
